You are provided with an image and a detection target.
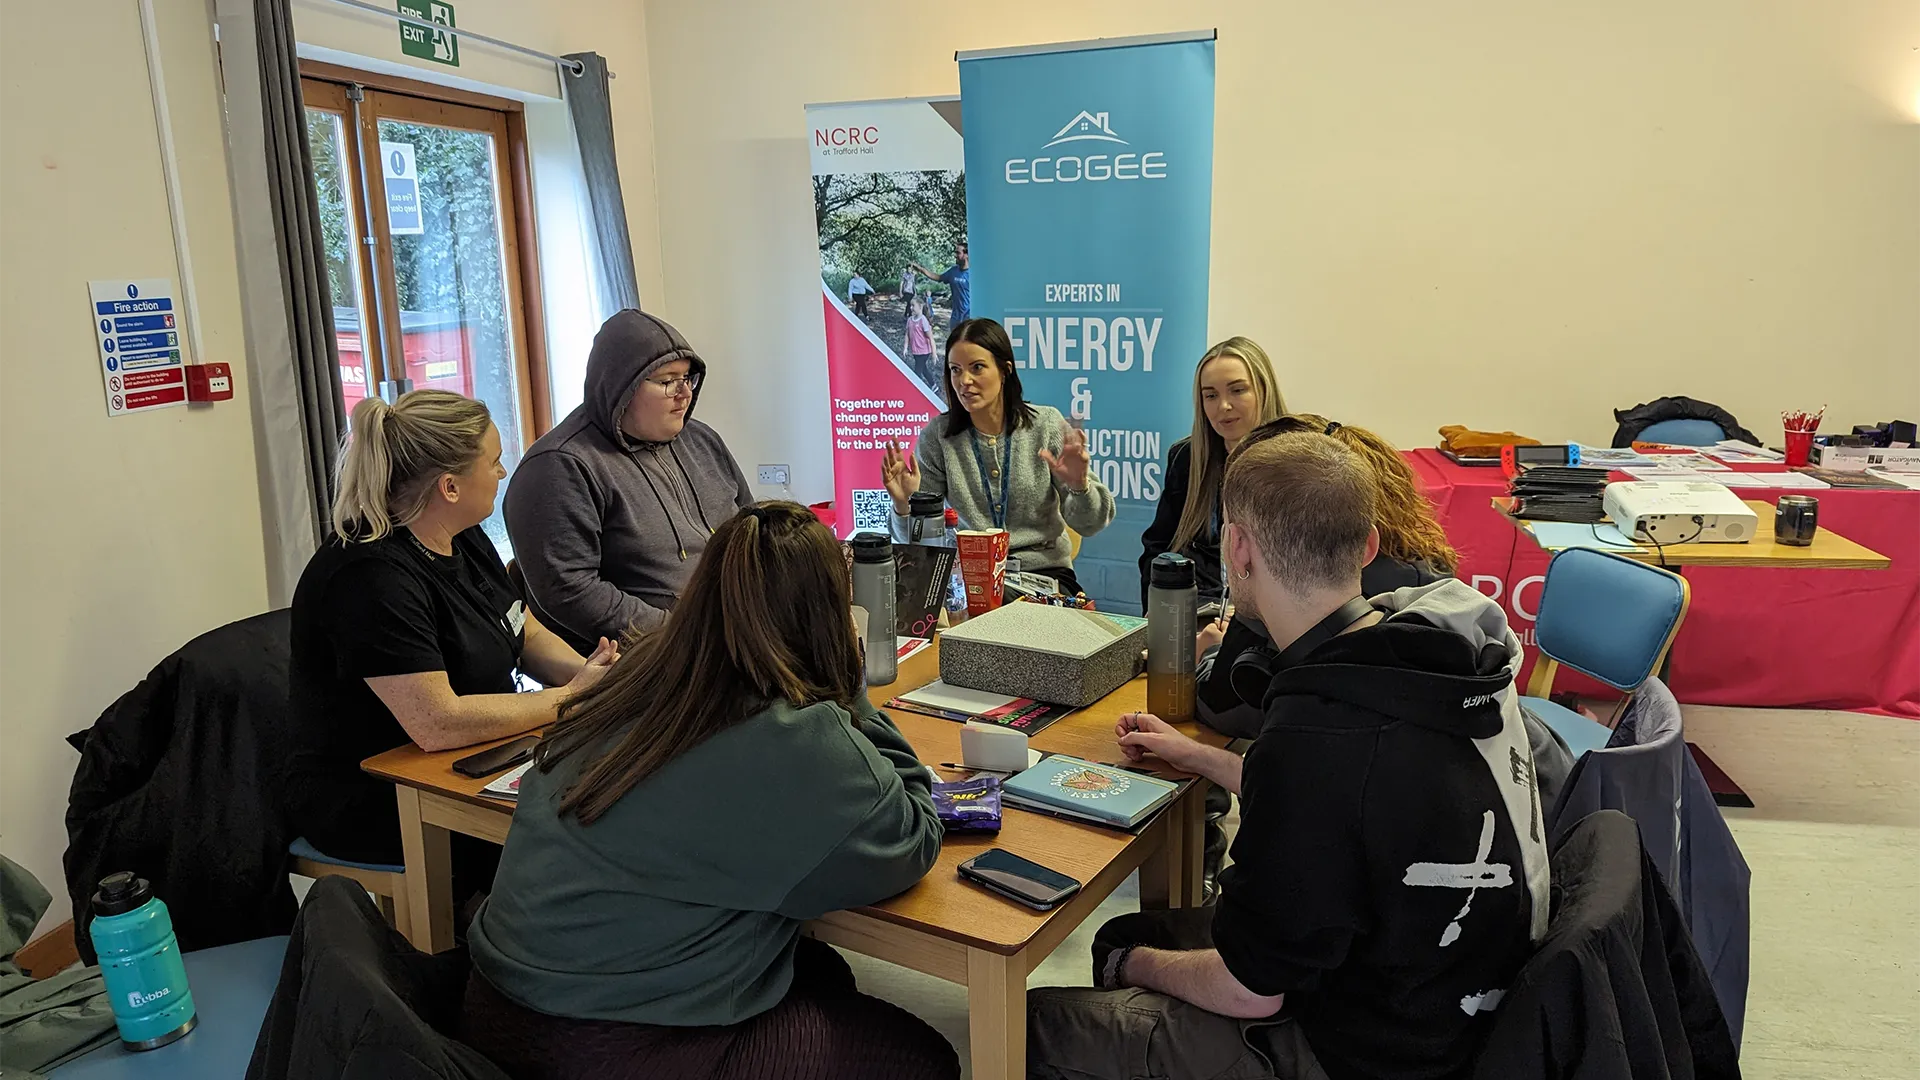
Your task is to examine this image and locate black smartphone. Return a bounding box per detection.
[957,848,1083,910]
[452,736,540,779]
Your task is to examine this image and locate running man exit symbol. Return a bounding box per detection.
[397,0,459,67]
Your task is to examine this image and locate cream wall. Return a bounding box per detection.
[643,0,1920,503]
[1,0,269,931]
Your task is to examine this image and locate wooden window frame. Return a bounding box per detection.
[299,62,553,439]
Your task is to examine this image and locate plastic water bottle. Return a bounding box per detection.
[851,532,898,685]
[903,491,945,544]
[89,871,197,1050]
[941,508,967,615]
[1146,553,1198,724]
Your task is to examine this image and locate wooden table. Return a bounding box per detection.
[362,642,1222,1080]
[1493,496,1891,569]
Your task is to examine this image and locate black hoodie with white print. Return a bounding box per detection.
[1213,579,1551,1080]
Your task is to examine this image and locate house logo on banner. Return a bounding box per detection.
[1045,111,1126,147]
[1006,110,1169,185]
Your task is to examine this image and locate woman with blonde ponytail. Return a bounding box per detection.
[460,501,955,1079]
[287,390,620,883]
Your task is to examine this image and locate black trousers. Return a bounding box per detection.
[461,939,958,1080]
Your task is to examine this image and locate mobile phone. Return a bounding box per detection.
[958,849,1083,910]
[452,735,540,779]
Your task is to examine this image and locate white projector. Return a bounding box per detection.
[1604,481,1759,544]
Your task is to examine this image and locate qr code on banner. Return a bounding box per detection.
[850,489,894,534]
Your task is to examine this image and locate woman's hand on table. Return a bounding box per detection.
[564,637,619,697]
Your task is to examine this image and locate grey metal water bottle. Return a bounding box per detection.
[1147,553,1198,724]
[851,532,898,685]
[905,491,945,544]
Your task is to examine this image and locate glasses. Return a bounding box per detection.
[644,373,702,397]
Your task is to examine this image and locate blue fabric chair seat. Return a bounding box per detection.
[1634,418,1726,446]
[1520,696,1614,759]
[289,836,403,876]
[49,936,288,1079]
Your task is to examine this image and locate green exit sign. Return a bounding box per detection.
[398,1,459,67]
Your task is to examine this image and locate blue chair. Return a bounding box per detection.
[48,936,288,1079]
[1521,548,1691,758]
[288,837,411,940]
[1633,418,1726,446]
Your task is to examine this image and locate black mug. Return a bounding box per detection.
[1776,495,1819,546]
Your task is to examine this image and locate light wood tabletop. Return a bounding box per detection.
[1492,496,1892,570]
[361,637,1222,1080]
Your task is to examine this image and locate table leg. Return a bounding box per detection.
[1180,785,1206,906]
[1138,791,1188,910]
[394,786,455,953]
[966,946,1026,1080]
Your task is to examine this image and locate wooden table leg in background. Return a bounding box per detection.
[967,946,1027,1080]
[1140,787,1204,909]
[1179,785,1205,906]
[394,786,455,953]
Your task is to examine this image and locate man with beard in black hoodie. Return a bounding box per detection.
[1028,432,1551,1080]
[506,311,754,653]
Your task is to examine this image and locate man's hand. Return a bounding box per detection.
[1121,947,1285,1019]
[1116,712,1206,772]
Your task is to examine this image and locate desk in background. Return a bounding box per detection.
[362,643,1220,1080]
[1407,449,1919,717]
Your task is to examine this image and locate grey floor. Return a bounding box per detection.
[844,705,1920,1078]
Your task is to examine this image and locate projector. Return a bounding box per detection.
[1604,481,1759,544]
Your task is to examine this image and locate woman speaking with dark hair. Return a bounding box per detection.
[881,318,1115,594]
[461,502,956,1080]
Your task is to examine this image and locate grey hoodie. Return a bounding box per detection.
[505,311,752,652]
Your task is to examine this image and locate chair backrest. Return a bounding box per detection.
[1548,677,1751,1048]
[1533,548,1689,692]
[1634,418,1725,446]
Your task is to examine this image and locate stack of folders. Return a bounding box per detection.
[1509,466,1611,523]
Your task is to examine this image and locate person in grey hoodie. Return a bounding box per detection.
[506,311,753,652]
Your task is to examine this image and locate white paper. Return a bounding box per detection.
[481,761,533,800]
[1709,440,1783,464]
[897,678,1019,713]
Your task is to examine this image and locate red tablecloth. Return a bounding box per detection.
[1406,449,1920,717]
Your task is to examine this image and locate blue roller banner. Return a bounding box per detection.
[959,32,1216,614]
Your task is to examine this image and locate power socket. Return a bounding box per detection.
[756,464,791,487]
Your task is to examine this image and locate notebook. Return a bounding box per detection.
[887,679,1075,736]
[1001,756,1183,830]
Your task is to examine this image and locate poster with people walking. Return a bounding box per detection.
[807,97,967,536]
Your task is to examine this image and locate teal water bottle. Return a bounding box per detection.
[88,871,197,1050]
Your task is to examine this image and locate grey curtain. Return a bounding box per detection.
[256,0,344,531]
[215,0,342,600]
[562,52,642,313]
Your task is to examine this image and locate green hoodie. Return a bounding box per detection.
[467,693,941,1026]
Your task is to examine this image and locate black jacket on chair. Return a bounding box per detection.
[1473,810,1741,1080]
[246,877,507,1080]
[1612,397,1761,448]
[63,610,297,963]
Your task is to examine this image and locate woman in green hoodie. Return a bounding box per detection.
[462,501,956,1080]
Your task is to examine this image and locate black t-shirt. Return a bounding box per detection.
[286,526,524,859]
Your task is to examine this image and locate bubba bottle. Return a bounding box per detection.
[1146,553,1198,724]
[851,532,898,686]
[89,871,197,1050]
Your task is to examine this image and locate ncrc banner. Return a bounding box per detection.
[959,32,1216,612]
[806,97,967,537]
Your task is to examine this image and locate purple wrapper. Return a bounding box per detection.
[931,775,1003,833]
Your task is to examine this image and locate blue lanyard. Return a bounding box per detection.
[970,429,1011,529]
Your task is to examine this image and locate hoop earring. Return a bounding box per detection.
[1235,567,1251,582]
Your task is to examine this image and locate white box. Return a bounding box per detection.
[1809,444,1920,472]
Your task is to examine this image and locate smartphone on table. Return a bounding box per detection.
[452,735,540,779]
[957,848,1083,910]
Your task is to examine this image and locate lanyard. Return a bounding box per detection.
[969,429,1012,529]
[406,532,523,662]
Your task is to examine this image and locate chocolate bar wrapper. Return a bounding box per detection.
[931,775,1003,834]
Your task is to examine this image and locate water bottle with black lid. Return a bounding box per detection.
[89,871,197,1050]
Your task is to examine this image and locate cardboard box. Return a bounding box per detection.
[939,601,1147,707]
[1809,444,1920,472]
